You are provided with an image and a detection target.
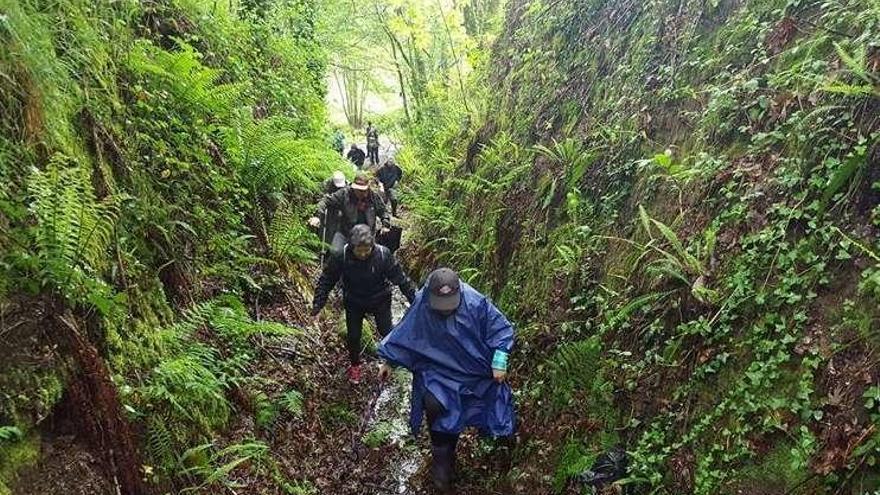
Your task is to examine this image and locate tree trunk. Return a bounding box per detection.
[390,41,411,123]
[334,67,366,129]
[53,303,149,495]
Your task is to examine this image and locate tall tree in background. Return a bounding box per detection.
[334,64,368,128]
[322,0,494,126]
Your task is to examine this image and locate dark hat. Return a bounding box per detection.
[428,268,461,312]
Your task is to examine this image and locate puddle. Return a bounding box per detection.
[365,294,424,494]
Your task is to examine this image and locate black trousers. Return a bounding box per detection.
[368,146,379,166]
[384,187,398,216]
[344,299,393,364]
[425,391,459,448]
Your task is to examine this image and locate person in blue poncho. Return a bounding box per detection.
[377,267,515,493]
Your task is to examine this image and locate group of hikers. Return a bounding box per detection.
[332,121,383,170]
[306,145,516,493]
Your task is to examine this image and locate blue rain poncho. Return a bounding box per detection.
[378,282,516,437]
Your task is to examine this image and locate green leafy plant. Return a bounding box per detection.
[179,441,269,492]
[0,426,23,443]
[362,421,393,448]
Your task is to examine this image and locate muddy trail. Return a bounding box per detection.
[247,217,513,494]
[225,280,511,494]
[249,290,429,494]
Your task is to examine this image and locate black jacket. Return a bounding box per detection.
[316,187,390,234]
[318,180,345,243]
[347,148,366,167]
[312,244,415,310]
[376,164,402,189]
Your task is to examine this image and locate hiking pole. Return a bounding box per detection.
[319,208,328,267]
[350,379,387,461]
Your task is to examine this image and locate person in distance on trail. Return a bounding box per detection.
[365,121,380,167]
[377,268,516,493]
[310,224,416,384]
[332,128,345,155]
[375,158,403,217]
[308,172,390,256]
[347,143,366,169]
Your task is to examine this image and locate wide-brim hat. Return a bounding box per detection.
[351,172,370,190]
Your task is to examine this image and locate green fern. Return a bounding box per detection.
[0,426,23,443]
[278,389,304,418]
[28,154,122,283]
[227,117,337,192]
[268,203,322,264]
[544,336,611,413]
[179,441,269,492]
[126,40,244,118]
[534,138,596,211]
[209,300,299,352]
[141,353,231,434]
[253,391,278,429]
[146,414,176,473]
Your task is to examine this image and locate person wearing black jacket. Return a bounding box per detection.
[308,172,390,256]
[376,159,403,216]
[366,123,380,167]
[347,144,366,169]
[311,224,416,384]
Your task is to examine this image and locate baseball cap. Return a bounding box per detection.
[332,171,346,188]
[428,268,461,312]
[351,172,369,191]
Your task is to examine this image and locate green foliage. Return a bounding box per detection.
[130,295,301,478]
[0,427,22,443]
[26,155,122,312]
[254,388,305,429]
[1,1,334,488]
[533,138,595,211]
[278,389,305,419]
[179,441,269,492]
[552,440,594,492]
[734,437,812,490]
[320,403,357,427]
[403,0,880,492]
[268,202,322,264]
[0,430,38,495]
[126,40,244,118]
[538,335,614,422]
[362,421,393,449]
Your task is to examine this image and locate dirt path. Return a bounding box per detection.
[225,288,429,495]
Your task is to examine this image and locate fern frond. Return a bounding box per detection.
[268,204,322,264]
[28,154,122,283]
[278,389,304,418]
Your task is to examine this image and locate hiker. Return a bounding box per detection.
[313,171,348,257]
[347,143,366,169]
[308,172,390,256]
[310,224,416,384]
[366,121,380,167]
[323,170,347,195]
[332,129,345,155]
[377,268,516,493]
[375,158,403,217]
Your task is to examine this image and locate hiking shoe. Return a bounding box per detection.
[347,364,362,384]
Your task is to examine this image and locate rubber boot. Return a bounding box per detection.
[431,442,455,494]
